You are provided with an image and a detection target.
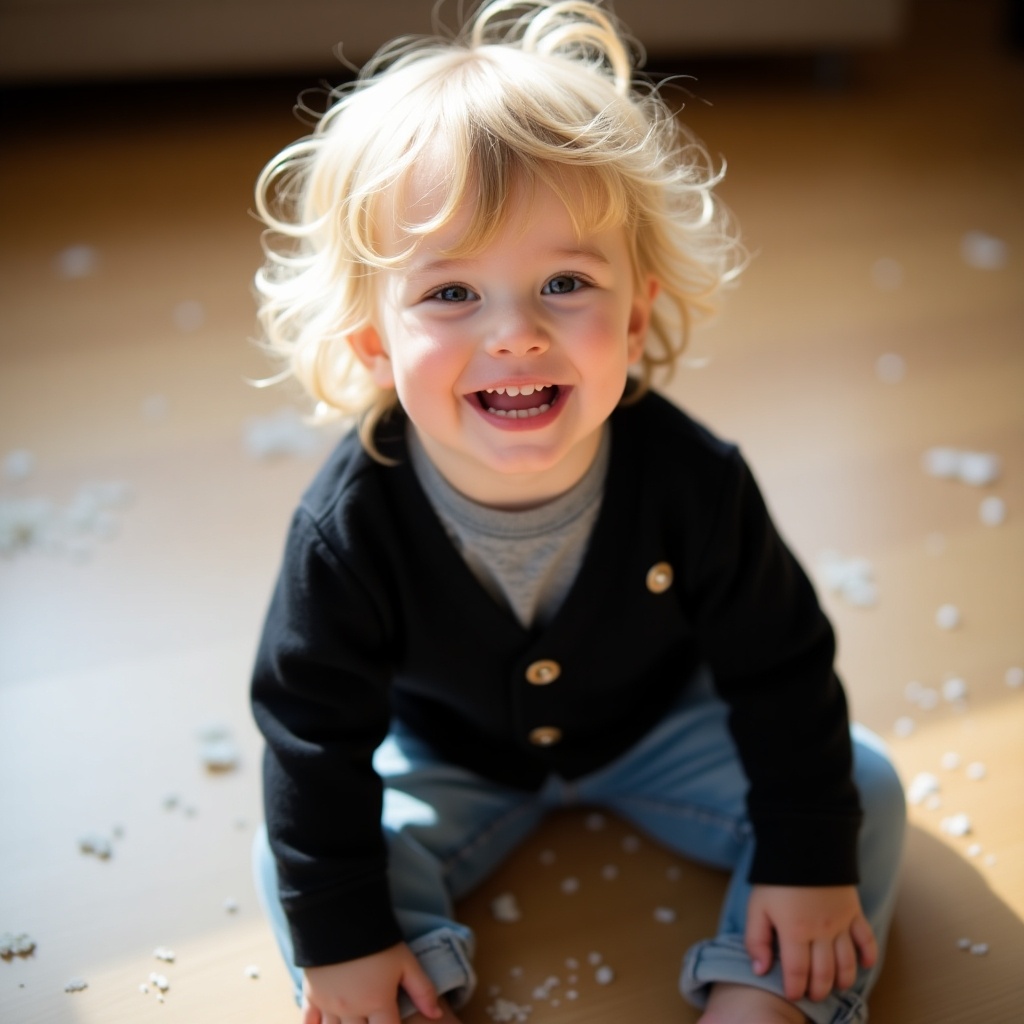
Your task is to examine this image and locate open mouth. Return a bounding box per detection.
[475,384,561,419]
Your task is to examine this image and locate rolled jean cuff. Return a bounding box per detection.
[680,934,867,1024]
[398,927,476,1019]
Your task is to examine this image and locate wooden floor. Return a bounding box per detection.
[1,2,1021,1021]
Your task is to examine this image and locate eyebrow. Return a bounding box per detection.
[408,247,613,277]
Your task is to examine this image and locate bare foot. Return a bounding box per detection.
[698,982,809,1024]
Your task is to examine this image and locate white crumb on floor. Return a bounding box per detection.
[153,947,175,962]
[64,977,89,993]
[0,933,36,958]
[907,773,941,806]
[245,964,260,979]
[979,496,1006,526]
[78,833,114,859]
[965,762,987,781]
[560,876,580,894]
[3,449,35,482]
[491,892,522,923]
[653,906,677,923]
[893,716,915,738]
[486,997,532,1021]
[942,677,969,703]
[595,965,615,985]
[960,230,1008,270]
[875,352,907,382]
[935,604,961,630]
[940,813,972,837]
[1006,666,1024,689]
[243,407,326,459]
[816,551,878,608]
[54,244,99,279]
[922,447,1001,486]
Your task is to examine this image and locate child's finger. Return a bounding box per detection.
[851,915,878,969]
[743,907,775,976]
[400,959,442,1020]
[807,939,835,1001]
[778,938,811,1001]
[833,930,858,992]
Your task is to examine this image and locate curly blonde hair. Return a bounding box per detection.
[253,0,744,453]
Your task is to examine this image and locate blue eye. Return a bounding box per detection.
[433,284,476,302]
[544,274,583,295]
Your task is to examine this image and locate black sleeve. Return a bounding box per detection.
[251,508,403,966]
[689,451,862,886]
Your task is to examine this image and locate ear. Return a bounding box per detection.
[626,275,660,365]
[348,325,395,389]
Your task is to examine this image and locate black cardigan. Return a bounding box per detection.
[251,390,862,967]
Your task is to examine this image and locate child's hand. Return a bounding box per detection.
[301,942,442,1024]
[745,885,877,1003]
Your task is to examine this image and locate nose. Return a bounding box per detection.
[485,306,550,358]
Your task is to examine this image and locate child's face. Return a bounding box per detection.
[351,178,656,508]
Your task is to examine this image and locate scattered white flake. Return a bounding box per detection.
[244,964,260,979]
[149,972,170,991]
[199,737,241,772]
[816,551,878,607]
[957,936,972,950]
[970,942,990,956]
[566,990,578,1000]
[585,812,607,831]
[979,496,1006,526]
[224,898,240,914]
[55,244,99,279]
[621,834,641,852]
[871,257,904,290]
[0,481,132,559]
[905,681,939,711]
[0,933,36,959]
[985,854,998,866]
[532,976,560,1000]
[1006,666,1023,689]
[967,843,982,857]
[141,393,170,421]
[157,993,165,1003]
[935,604,961,630]
[941,813,972,837]
[875,352,907,383]
[907,772,941,806]
[140,983,150,994]
[941,752,962,771]
[172,299,206,333]
[961,231,1008,270]
[64,977,89,993]
[538,849,556,865]
[565,957,579,970]
[3,449,35,482]
[560,877,580,894]
[587,951,603,966]
[243,407,325,460]
[491,892,522,923]
[153,947,175,963]
[653,906,677,924]
[78,833,114,860]
[942,677,969,702]
[958,452,1001,486]
[601,864,619,881]
[510,966,523,978]
[925,794,942,811]
[922,447,1001,486]
[488,985,502,997]
[966,762,987,781]
[487,997,532,1021]
[893,716,915,737]
[595,965,615,985]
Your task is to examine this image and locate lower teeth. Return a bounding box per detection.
[488,403,552,419]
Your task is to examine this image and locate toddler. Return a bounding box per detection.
[250,3,905,1022]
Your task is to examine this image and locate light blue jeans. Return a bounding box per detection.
[253,669,905,1023]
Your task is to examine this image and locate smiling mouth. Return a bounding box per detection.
[476,384,561,419]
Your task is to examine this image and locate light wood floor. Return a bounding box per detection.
[1,2,1021,1022]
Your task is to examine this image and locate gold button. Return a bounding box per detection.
[646,562,674,594]
[525,659,561,685]
[528,726,563,746]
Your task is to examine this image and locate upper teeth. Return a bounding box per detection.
[485,384,549,397]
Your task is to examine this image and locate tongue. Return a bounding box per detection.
[480,387,555,412]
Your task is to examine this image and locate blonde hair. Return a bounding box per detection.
[253,0,744,452]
